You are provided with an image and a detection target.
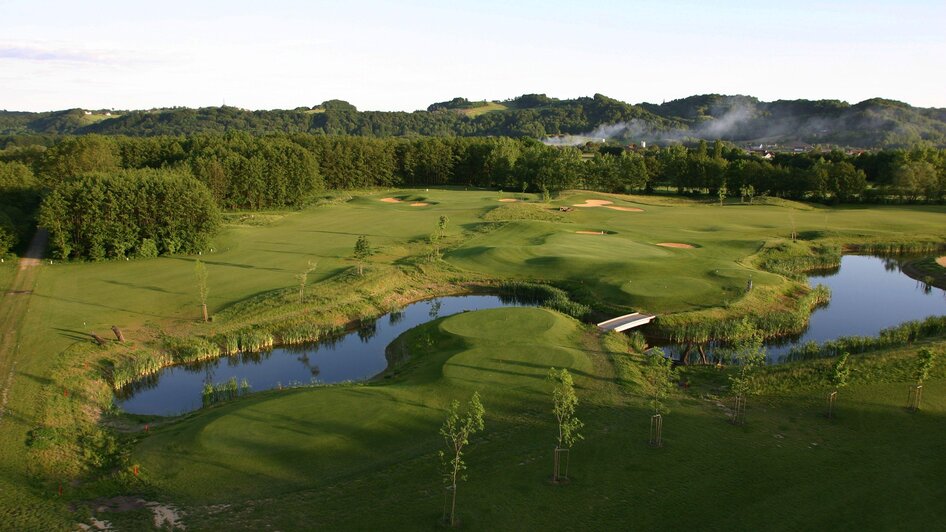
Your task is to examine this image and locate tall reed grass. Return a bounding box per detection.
[659,285,831,343]
[786,316,946,361]
[497,281,590,318]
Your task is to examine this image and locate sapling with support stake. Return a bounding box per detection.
[642,348,675,447]
[439,391,485,528]
[548,368,583,482]
[727,323,766,425]
[909,348,937,411]
[296,260,318,304]
[438,215,449,239]
[195,259,209,322]
[353,235,373,276]
[826,352,850,419]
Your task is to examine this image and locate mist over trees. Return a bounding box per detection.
[3,93,945,148]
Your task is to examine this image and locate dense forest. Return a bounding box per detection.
[2,93,945,148]
[2,132,945,260]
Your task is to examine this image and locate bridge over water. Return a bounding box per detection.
[596,312,657,332]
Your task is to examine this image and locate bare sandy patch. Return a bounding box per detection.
[605,206,644,212]
[146,502,184,530]
[657,242,695,249]
[573,199,614,207]
[410,202,430,207]
[575,231,607,235]
[19,258,40,270]
[81,497,184,530]
[498,198,519,202]
[379,197,402,203]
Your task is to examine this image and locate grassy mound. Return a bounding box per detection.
[131,308,591,502]
[482,202,567,222]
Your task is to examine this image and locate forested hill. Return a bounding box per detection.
[2,93,945,148]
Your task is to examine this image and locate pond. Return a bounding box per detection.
[116,295,529,416]
[661,255,946,363]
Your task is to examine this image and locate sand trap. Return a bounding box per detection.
[379,197,402,203]
[936,256,946,268]
[573,199,613,207]
[410,202,429,207]
[605,206,644,212]
[657,242,695,249]
[498,198,519,202]
[575,231,607,235]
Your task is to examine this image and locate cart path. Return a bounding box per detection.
[0,229,46,424]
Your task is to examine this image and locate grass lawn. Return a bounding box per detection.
[1,189,945,529]
[456,101,508,117]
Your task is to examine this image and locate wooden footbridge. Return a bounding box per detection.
[596,312,657,332]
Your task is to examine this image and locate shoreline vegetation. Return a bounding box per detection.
[103,225,943,403]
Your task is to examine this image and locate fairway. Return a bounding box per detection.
[1,189,945,529]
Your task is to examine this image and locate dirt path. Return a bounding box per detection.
[0,229,46,424]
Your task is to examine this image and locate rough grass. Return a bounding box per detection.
[481,202,568,222]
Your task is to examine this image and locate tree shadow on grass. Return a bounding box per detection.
[32,293,175,319]
[300,230,387,238]
[51,327,97,342]
[486,358,609,383]
[101,280,182,295]
[446,362,611,386]
[167,257,289,273]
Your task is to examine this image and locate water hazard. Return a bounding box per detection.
[116,295,529,416]
[116,256,946,414]
[662,255,946,362]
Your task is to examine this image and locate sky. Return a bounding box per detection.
[1,0,945,112]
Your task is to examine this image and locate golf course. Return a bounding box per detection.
[2,188,946,530]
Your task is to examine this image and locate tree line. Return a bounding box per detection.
[2,133,945,259]
[37,168,219,260]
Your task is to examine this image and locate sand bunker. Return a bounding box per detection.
[657,242,695,249]
[575,231,607,235]
[498,198,519,202]
[936,256,946,268]
[605,206,644,212]
[573,199,613,207]
[381,198,429,206]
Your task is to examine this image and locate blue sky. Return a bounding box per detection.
[1,0,944,111]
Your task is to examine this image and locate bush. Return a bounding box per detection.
[0,213,16,256]
[135,238,159,259]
